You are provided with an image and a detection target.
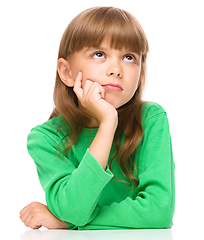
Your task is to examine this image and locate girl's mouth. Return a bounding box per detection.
[102,84,123,92]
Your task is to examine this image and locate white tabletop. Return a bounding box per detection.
[2,218,203,240]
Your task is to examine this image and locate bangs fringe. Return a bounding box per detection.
[64,7,148,58]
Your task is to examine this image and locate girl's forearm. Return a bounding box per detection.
[89,118,118,170]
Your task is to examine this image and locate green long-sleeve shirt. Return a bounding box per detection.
[27,102,175,230]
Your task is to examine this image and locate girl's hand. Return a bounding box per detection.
[73,72,118,126]
[74,72,118,169]
[19,202,69,229]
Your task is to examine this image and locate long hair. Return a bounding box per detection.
[50,7,149,187]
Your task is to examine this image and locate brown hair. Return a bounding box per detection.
[50,7,149,187]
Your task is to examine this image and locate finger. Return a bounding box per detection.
[28,217,42,229]
[20,205,30,223]
[73,72,83,99]
[83,79,95,96]
[21,207,42,229]
[20,202,37,227]
[20,209,33,227]
[86,82,105,100]
[100,86,105,99]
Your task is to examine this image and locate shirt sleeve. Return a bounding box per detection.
[27,129,113,229]
[78,112,175,230]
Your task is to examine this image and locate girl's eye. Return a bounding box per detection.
[92,52,105,59]
[123,54,135,63]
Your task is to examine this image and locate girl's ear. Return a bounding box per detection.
[57,58,75,87]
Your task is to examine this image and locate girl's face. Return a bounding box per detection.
[65,41,141,109]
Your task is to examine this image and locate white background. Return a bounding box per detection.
[1,0,204,239]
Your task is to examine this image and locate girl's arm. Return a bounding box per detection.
[26,128,114,229]
[23,72,118,229]
[77,110,175,230]
[24,106,174,230]
[73,72,118,170]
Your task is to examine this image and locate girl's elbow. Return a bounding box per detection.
[152,206,174,228]
[151,194,175,228]
[156,215,173,229]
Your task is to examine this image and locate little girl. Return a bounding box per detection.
[20,7,175,230]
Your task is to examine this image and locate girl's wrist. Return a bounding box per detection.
[99,109,118,129]
[99,116,118,132]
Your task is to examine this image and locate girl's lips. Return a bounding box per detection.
[102,84,123,92]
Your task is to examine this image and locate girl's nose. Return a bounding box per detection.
[106,61,123,78]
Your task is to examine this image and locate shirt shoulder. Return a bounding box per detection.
[27,116,71,154]
[30,116,70,141]
[141,101,167,128]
